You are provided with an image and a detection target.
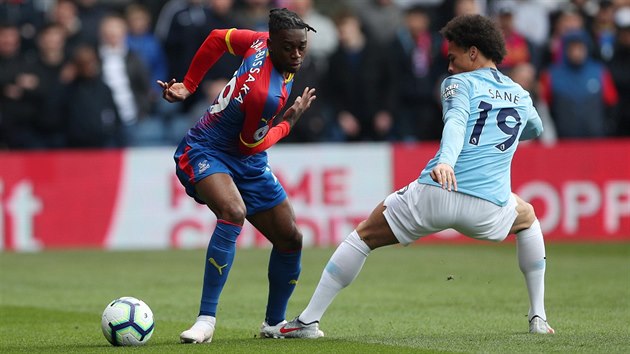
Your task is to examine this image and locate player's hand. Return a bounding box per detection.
[157,79,191,102]
[430,163,458,192]
[282,87,316,127]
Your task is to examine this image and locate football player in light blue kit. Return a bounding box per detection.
[261,14,554,339]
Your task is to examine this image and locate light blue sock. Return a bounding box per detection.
[199,220,241,317]
[265,248,301,325]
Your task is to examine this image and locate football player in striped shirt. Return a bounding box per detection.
[158,8,316,344]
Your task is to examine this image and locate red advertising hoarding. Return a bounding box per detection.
[1,140,628,251]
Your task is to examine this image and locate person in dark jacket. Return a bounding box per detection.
[539,29,618,138]
[62,45,122,148]
[389,5,445,141]
[324,9,396,142]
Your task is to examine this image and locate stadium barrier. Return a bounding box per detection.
[1,140,628,251]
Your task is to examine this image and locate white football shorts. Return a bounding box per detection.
[383,181,518,245]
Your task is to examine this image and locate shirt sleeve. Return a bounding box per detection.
[437,76,470,168]
[238,121,291,155]
[520,102,544,141]
[183,29,263,93]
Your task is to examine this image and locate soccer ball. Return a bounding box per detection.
[101,296,155,346]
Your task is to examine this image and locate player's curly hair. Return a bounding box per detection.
[268,8,316,35]
[440,14,506,64]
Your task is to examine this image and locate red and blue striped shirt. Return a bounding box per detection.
[182,29,294,156]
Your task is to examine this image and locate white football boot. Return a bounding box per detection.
[180,316,215,343]
[260,317,324,339]
[529,315,555,334]
[259,320,287,338]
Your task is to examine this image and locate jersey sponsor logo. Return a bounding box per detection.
[442,83,459,100]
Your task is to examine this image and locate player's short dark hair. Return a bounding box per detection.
[268,8,316,35]
[440,14,506,64]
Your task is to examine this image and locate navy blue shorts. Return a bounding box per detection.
[174,139,287,215]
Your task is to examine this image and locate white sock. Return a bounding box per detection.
[191,315,215,331]
[516,219,548,321]
[299,231,371,324]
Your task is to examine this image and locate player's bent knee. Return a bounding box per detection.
[274,230,303,250]
[512,200,536,233]
[287,228,303,248]
[216,204,247,225]
[523,202,536,225]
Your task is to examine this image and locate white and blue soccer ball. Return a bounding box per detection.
[101,296,155,346]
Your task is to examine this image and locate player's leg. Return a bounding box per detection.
[297,200,398,322]
[247,199,303,330]
[510,193,554,334]
[260,200,399,339]
[270,182,439,338]
[180,173,246,343]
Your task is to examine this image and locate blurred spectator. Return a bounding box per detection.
[434,0,484,31]
[125,2,176,146]
[275,1,334,143]
[22,23,73,149]
[61,45,122,148]
[75,0,110,48]
[154,0,213,85]
[509,0,553,69]
[348,0,403,47]
[200,0,243,81]
[154,0,187,41]
[0,22,41,149]
[544,6,585,67]
[508,62,557,145]
[453,0,482,15]
[589,0,616,61]
[49,0,86,56]
[570,0,598,30]
[234,0,272,31]
[286,0,338,74]
[389,5,444,141]
[495,4,531,72]
[98,14,151,145]
[324,9,396,141]
[608,6,630,136]
[0,0,48,53]
[125,3,168,98]
[280,54,331,143]
[539,30,618,138]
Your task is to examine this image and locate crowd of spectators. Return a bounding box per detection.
[1,0,629,150]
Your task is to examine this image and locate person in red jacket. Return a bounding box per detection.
[158,8,316,344]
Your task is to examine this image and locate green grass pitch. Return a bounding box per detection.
[1,243,628,353]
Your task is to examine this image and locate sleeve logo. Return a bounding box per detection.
[442,83,459,100]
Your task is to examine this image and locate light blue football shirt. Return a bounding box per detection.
[418,67,543,206]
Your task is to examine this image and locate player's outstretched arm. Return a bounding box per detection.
[157,79,191,103]
[281,87,316,128]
